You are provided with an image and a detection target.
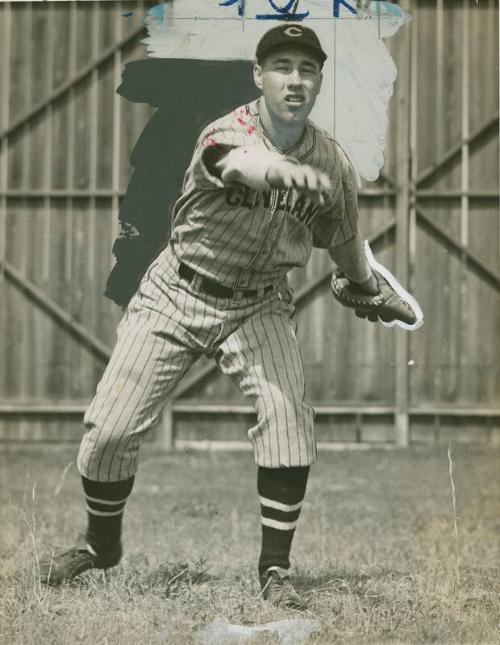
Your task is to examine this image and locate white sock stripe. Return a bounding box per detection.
[86,505,124,517]
[261,517,298,531]
[85,495,128,506]
[259,496,302,513]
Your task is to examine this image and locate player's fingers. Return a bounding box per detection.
[304,167,319,192]
[291,167,326,205]
[355,310,367,319]
[290,166,306,190]
[282,172,294,189]
[367,313,379,322]
[312,170,332,206]
[305,168,328,205]
[318,171,332,194]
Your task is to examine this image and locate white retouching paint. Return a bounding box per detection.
[142,0,411,183]
[363,240,424,331]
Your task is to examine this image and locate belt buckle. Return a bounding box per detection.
[191,273,205,292]
[234,286,267,300]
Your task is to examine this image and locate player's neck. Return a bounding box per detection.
[258,98,306,152]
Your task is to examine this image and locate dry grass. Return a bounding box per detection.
[0,444,499,644]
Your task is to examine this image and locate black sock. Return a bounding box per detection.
[81,476,134,555]
[257,466,310,575]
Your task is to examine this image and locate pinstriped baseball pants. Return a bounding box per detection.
[77,249,316,482]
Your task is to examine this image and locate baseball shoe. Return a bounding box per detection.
[259,568,307,610]
[39,534,122,586]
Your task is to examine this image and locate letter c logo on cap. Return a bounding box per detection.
[284,26,303,37]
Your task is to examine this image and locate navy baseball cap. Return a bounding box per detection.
[256,24,327,67]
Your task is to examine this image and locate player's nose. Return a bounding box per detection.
[287,69,303,86]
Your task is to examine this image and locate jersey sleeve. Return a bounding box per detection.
[188,120,251,190]
[311,144,359,250]
[187,113,289,192]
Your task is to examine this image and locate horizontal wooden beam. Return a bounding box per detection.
[416,112,499,187]
[1,260,112,363]
[0,190,124,199]
[1,403,499,418]
[410,407,500,417]
[173,403,395,415]
[416,191,499,200]
[0,189,396,200]
[416,207,500,293]
[0,24,145,143]
[174,440,397,452]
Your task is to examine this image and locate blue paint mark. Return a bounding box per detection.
[219,0,246,17]
[122,11,134,17]
[256,0,309,21]
[216,0,403,22]
[383,1,403,17]
[333,0,357,18]
[149,3,165,23]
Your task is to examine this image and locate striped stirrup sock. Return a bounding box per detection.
[81,476,134,556]
[257,466,310,574]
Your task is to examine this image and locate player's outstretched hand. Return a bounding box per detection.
[266,160,331,206]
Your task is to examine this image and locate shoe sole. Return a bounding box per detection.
[40,554,121,586]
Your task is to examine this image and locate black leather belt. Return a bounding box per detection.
[179,262,273,299]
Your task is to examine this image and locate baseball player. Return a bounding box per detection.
[40,24,418,608]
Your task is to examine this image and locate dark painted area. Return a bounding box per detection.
[105,58,259,307]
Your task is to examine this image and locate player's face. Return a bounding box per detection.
[253,48,322,125]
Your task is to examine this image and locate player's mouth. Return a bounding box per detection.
[284,94,305,107]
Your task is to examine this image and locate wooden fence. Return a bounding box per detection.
[0,1,498,448]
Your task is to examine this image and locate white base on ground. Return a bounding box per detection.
[197,616,321,645]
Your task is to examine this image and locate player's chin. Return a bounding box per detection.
[280,105,308,123]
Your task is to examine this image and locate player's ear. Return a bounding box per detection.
[313,69,323,99]
[253,62,263,90]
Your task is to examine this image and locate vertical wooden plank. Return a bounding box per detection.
[112,3,123,246]
[394,0,411,446]
[34,2,55,421]
[407,0,419,428]
[20,2,33,428]
[159,403,175,451]
[66,2,77,284]
[88,2,99,283]
[65,1,78,401]
[0,2,11,406]
[42,3,54,283]
[435,0,444,161]
[459,0,470,400]
[80,1,100,392]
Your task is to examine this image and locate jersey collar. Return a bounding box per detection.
[248,98,314,161]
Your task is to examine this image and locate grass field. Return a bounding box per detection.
[0,444,498,644]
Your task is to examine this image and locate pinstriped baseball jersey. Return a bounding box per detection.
[170,98,359,290]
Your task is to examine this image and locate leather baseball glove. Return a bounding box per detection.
[330,268,421,328]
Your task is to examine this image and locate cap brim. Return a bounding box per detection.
[257,42,327,66]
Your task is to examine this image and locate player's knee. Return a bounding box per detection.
[77,426,138,481]
[262,399,313,433]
